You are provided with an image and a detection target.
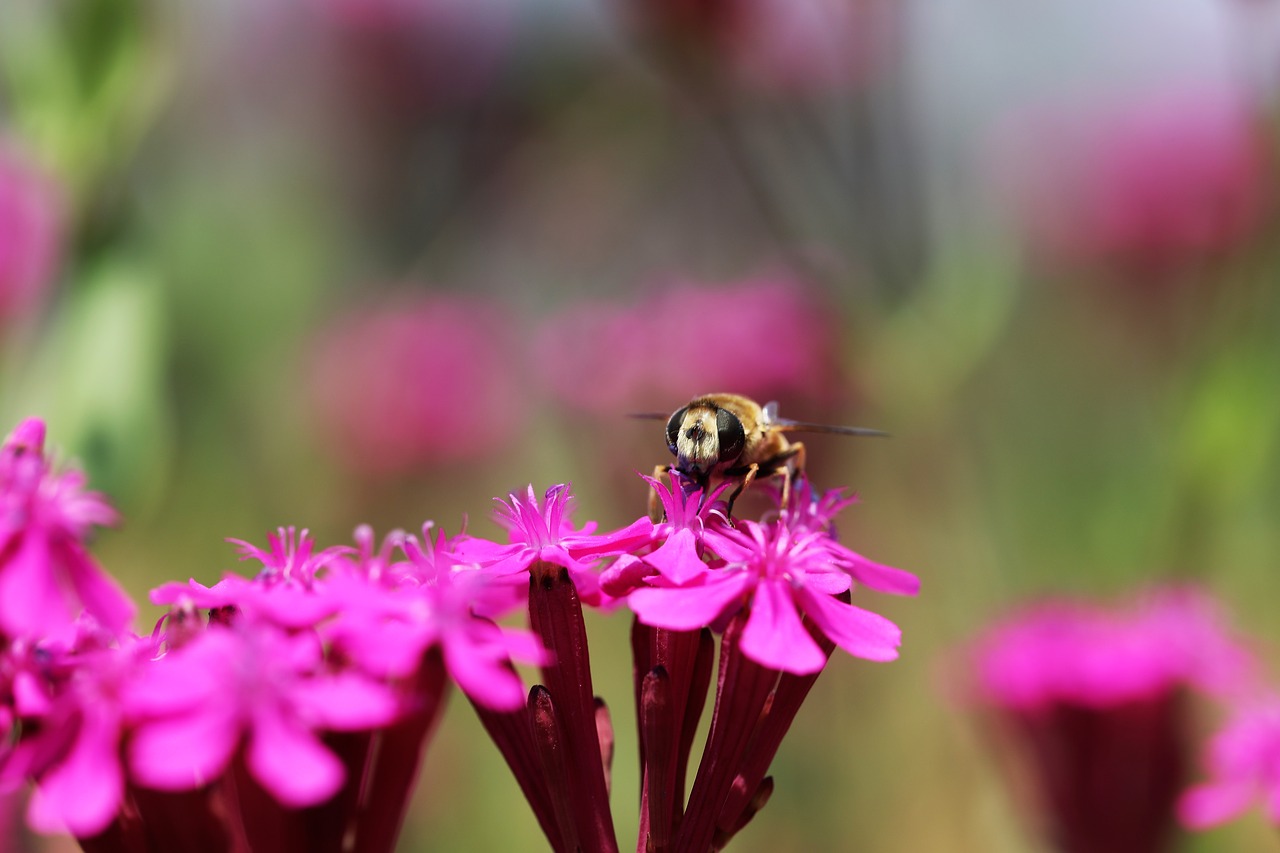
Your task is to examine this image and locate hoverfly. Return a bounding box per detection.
[635,392,886,519]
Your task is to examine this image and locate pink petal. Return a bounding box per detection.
[241,583,340,628]
[628,571,751,631]
[836,549,920,596]
[27,711,123,837]
[13,670,52,716]
[63,539,135,633]
[1178,781,1255,829]
[803,569,852,596]
[290,674,400,730]
[444,640,526,711]
[328,620,427,679]
[0,533,70,636]
[741,581,826,675]
[645,528,706,585]
[247,709,343,807]
[495,625,550,667]
[797,587,901,662]
[566,515,655,558]
[128,709,240,790]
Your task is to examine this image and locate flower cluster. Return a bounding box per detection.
[0,417,917,852]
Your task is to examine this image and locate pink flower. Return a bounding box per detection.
[0,143,62,324]
[151,527,353,630]
[628,517,906,674]
[3,633,155,838]
[127,621,399,807]
[781,481,921,596]
[1180,696,1280,829]
[0,419,134,638]
[536,277,844,415]
[306,293,527,475]
[601,475,733,595]
[971,588,1254,710]
[965,587,1255,853]
[324,525,549,711]
[993,87,1271,273]
[458,484,654,607]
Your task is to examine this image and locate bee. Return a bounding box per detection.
[637,393,886,518]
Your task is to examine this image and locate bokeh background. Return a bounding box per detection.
[3,0,1280,850]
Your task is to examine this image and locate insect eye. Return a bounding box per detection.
[665,406,688,454]
[715,409,745,462]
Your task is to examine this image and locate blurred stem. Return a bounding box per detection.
[676,74,867,291]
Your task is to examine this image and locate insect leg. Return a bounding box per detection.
[781,441,806,509]
[649,464,671,523]
[726,462,761,519]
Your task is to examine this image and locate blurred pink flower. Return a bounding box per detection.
[966,587,1255,853]
[127,621,399,807]
[0,419,133,639]
[994,88,1272,273]
[971,587,1254,711]
[307,293,526,475]
[536,277,843,415]
[1180,695,1280,830]
[0,144,62,325]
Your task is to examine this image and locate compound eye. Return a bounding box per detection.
[665,406,688,454]
[715,409,745,462]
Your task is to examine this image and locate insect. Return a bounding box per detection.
[636,393,886,519]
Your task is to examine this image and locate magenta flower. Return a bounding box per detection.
[0,142,62,324]
[0,418,133,638]
[4,633,154,838]
[601,475,732,596]
[306,293,527,475]
[992,86,1270,274]
[324,525,548,711]
[629,517,906,674]
[458,484,654,606]
[1180,696,1280,829]
[151,527,353,631]
[781,481,921,596]
[966,587,1254,853]
[127,621,399,807]
[971,587,1254,711]
[536,277,843,415]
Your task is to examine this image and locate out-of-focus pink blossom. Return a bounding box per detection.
[965,587,1256,853]
[971,587,1255,711]
[0,143,62,325]
[323,524,549,710]
[126,621,399,807]
[537,278,843,415]
[0,419,133,639]
[307,293,526,475]
[3,634,155,838]
[993,88,1272,273]
[1180,695,1280,830]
